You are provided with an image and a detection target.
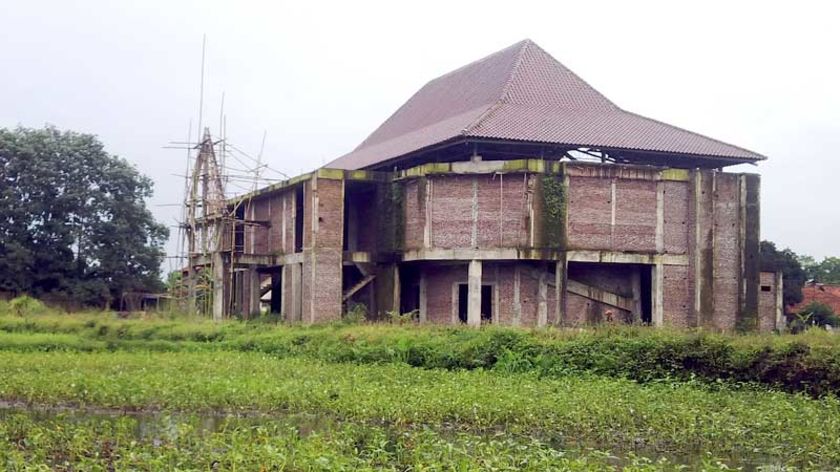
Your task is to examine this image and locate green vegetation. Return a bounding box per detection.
[2,308,840,468]
[540,173,566,247]
[1,351,839,468]
[0,126,168,308]
[0,411,736,471]
[2,309,840,396]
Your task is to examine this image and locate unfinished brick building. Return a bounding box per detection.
[207,39,784,331]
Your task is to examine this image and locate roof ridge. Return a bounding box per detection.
[462,39,532,136]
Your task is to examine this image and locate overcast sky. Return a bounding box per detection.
[2,0,838,272]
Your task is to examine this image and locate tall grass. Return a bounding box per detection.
[0,351,838,467]
[1,311,839,395]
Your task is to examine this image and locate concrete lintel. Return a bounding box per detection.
[276,252,305,265]
[566,250,688,266]
[343,251,372,264]
[401,248,564,261]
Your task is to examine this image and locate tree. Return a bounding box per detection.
[759,241,806,309]
[802,256,840,284]
[790,301,839,333]
[0,126,168,308]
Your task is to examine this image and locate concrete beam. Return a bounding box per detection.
[467,260,482,327]
[567,279,635,313]
[400,248,689,265]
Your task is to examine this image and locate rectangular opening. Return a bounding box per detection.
[481,285,492,322]
[270,271,282,314]
[457,283,492,323]
[458,284,468,323]
[234,204,245,253]
[761,285,772,292]
[294,186,304,253]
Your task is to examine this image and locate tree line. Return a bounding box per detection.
[0,126,168,308]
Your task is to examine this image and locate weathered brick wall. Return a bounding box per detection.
[416,174,530,250]
[423,264,464,323]
[420,261,553,327]
[663,265,692,327]
[663,181,690,254]
[711,174,741,330]
[306,177,343,322]
[252,197,270,254]
[567,176,611,250]
[404,179,424,250]
[430,176,473,248]
[613,179,657,252]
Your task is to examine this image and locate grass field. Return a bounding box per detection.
[1,307,839,469]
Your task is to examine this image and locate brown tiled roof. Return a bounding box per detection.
[790,283,840,315]
[327,39,765,170]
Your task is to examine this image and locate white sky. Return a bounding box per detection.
[2,0,838,272]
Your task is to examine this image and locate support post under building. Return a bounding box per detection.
[467,259,482,327]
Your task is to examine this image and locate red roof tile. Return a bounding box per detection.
[327,39,765,170]
[791,283,840,315]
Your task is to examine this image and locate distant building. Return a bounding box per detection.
[791,282,840,315]
[190,40,783,330]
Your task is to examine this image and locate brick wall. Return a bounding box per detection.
[758,271,778,332]
[711,174,741,330]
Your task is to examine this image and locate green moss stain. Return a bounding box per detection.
[378,181,405,253]
[540,173,566,248]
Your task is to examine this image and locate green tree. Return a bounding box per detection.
[759,241,806,309]
[803,256,840,284]
[0,126,168,308]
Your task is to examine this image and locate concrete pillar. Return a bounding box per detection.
[537,268,548,327]
[212,252,225,322]
[247,269,261,319]
[418,271,427,323]
[554,258,566,325]
[392,265,401,315]
[513,265,522,326]
[467,259,482,327]
[775,271,785,332]
[652,263,664,327]
[631,269,642,324]
[290,263,302,321]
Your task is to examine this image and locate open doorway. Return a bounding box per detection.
[457,284,492,323]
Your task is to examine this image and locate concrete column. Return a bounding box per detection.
[418,271,427,323]
[212,252,225,322]
[392,265,401,314]
[554,258,566,325]
[247,269,261,319]
[652,263,664,327]
[290,263,302,321]
[537,268,548,327]
[631,269,642,323]
[775,271,785,332]
[513,265,522,326]
[467,260,482,327]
